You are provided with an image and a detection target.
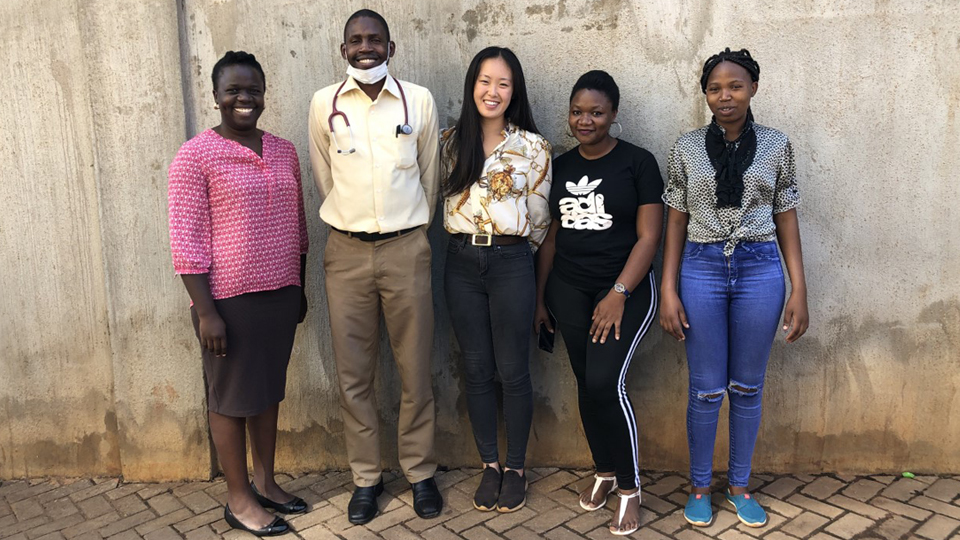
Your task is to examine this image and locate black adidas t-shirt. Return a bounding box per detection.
[550,140,664,290]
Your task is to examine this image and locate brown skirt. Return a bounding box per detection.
[191,285,300,417]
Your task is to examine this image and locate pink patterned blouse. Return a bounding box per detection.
[168,129,309,300]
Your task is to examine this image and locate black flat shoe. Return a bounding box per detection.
[348,478,384,525]
[224,504,290,537]
[250,481,308,514]
[411,477,443,519]
[473,467,501,511]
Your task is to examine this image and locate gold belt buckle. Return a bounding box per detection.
[471,234,492,247]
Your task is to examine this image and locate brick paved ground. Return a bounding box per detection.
[1,470,958,540]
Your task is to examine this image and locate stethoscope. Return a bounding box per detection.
[328,76,412,154]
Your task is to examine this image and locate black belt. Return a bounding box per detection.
[332,226,418,242]
[452,233,526,246]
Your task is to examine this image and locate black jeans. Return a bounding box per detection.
[545,271,658,490]
[444,235,535,469]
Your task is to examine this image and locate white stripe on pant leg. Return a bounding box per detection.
[616,271,658,488]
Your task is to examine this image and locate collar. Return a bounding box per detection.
[338,75,402,101]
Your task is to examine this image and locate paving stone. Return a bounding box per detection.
[563,507,611,534]
[286,504,342,531]
[24,513,85,539]
[134,508,194,536]
[103,485,143,502]
[0,500,12,518]
[42,499,80,521]
[841,478,886,502]
[504,526,548,540]
[178,492,218,515]
[298,525,341,540]
[522,506,576,533]
[761,477,804,500]
[645,476,687,497]
[734,511,787,536]
[761,533,799,540]
[13,498,46,521]
[801,477,845,500]
[917,476,940,485]
[143,526,182,540]
[419,525,463,540]
[33,533,66,540]
[364,505,419,533]
[529,471,578,494]
[278,473,324,494]
[379,524,423,540]
[824,512,874,538]
[340,526,384,540]
[7,482,61,504]
[62,510,120,538]
[674,529,716,540]
[0,481,30,497]
[136,484,180,501]
[826,494,889,520]
[910,496,960,520]
[111,496,148,518]
[873,475,896,485]
[69,481,121,504]
[695,508,740,536]
[641,493,678,515]
[807,534,842,540]
[764,496,803,519]
[542,527,585,540]
[786,494,844,518]
[183,526,218,540]
[98,510,156,538]
[778,511,829,537]
[461,525,502,540]
[915,514,960,540]
[926,479,960,503]
[484,507,537,533]
[881,478,928,501]
[37,481,95,505]
[172,509,222,534]
[0,516,51,538]
[104,530,142,540]
[871,496,933,521]
[443,507,497,533]
[78,496,114,519]
[872,515,919,540]
[143,494,183,517]
[648,509,687,535]
[718,531,760,540]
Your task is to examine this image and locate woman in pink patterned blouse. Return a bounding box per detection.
[167,51,308,537]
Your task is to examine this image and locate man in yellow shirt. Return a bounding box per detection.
[307,9,441,525]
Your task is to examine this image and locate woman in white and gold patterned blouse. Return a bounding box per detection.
[441,46,552,514]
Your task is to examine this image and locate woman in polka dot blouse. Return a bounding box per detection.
[659,48,810,529]
[167,51,308,536]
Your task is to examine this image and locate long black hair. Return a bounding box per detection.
[443,47,540,198]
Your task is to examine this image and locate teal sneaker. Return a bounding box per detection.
[726,490,767,527]
[683,493,714,526]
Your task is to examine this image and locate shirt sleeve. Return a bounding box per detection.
[662,140,688,213]
[308,91,334,203]
[635,150,664,206]
[167,144,212,274]
[773,139,801,213]
[417,92,442,226]
[526,136,553,252]
[294,155,310,253]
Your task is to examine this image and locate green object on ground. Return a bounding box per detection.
[902,472,915,478]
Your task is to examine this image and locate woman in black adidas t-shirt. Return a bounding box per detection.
[534,71,663,536]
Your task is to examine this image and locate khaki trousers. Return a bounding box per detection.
[323,228,437,486]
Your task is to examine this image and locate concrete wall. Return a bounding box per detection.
[2,0,958,480]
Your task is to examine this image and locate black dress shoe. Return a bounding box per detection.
[224,505,290,537]
[411,477,443,519]
[251,481,308,514]
[347,478,384,525]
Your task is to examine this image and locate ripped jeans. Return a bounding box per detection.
[679,241,785,488]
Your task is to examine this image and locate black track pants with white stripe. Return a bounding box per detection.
[545,270,658,491]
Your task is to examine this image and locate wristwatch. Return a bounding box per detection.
[613,282,631,299]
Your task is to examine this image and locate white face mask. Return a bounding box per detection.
[346,62,389,85]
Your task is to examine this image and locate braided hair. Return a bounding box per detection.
[700,48,759,93]
[211,50,265,90]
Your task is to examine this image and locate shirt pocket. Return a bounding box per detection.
[397,131,419,170]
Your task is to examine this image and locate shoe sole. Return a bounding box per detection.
[579,494,611,512]
[610,525,640,536]
[473,502,496,512]
[683,513,714,527]
[495,498,526,513]
[726,498,767,527]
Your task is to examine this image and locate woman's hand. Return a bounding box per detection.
[659,290,689,341]
[299,289,308,323]
[782,291,809,343]
[198,312,228,357]
[534,301,554,334]
[590,291,626,344]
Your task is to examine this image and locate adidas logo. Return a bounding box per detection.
[566,176,602,195]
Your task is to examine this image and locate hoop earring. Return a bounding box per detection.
[565,126,575,138]
[214,104,220,110]
[610,121,623,139]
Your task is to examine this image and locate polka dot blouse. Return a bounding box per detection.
[168,129,309,300]
[663,123,800,256]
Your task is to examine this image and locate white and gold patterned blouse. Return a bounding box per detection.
[441,124,553,250]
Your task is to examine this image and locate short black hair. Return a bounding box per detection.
[700,48,760,93]
[211,50,265,90]
[344,9,390,42]
[570,70,620,111]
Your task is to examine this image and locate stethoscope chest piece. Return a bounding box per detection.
[397,124,413,136]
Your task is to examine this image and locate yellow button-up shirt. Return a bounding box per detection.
[442,124,553,250]
[308,76,440,233]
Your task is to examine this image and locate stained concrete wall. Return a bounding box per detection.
[2,0,958,481]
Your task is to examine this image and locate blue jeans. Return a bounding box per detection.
[679,241,785,488]
[444,236,535,469]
